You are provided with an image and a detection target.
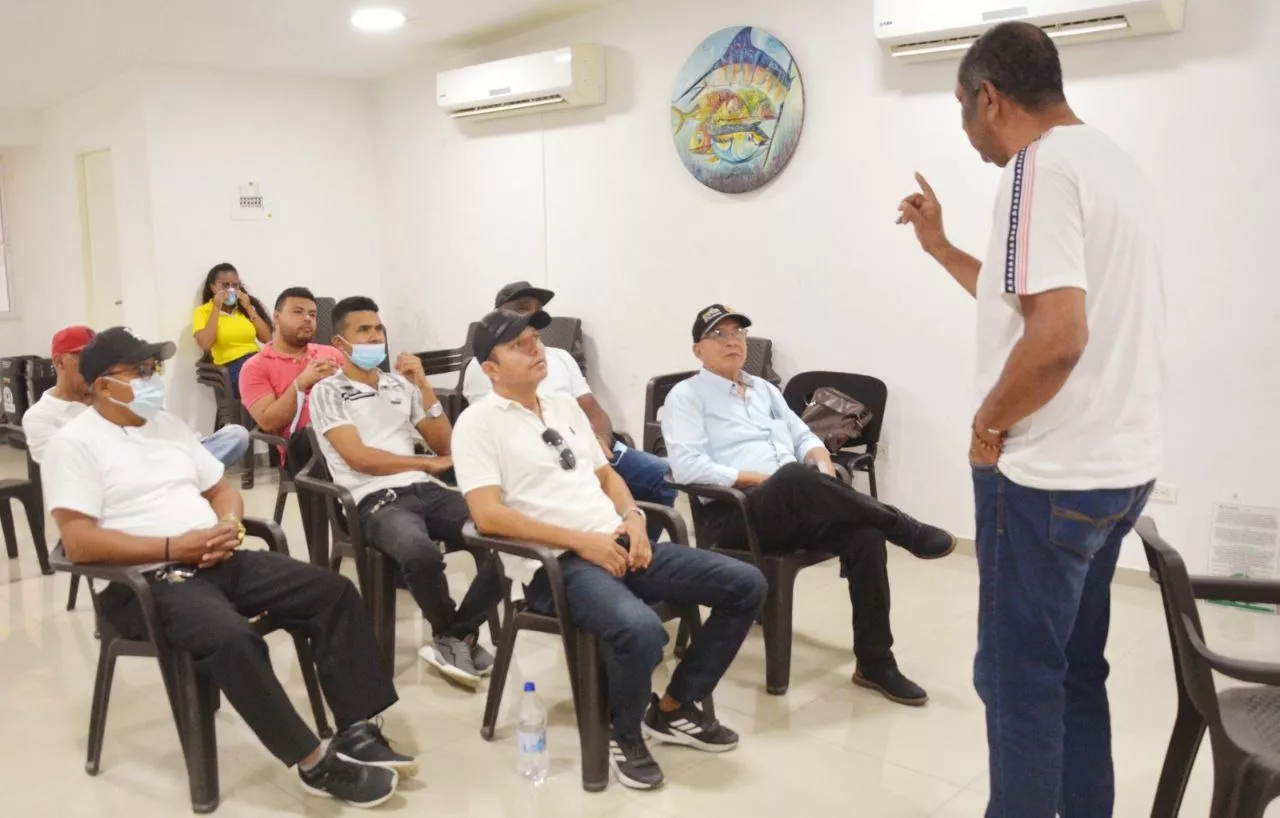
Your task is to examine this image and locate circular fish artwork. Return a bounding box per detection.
[671,26,805,194]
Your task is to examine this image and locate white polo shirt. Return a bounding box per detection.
[22,391,89,464]
[977,125,1165,491]
[43,408,222,537]
[461,347,591,406]
[453,390,621,537]
[309,370,441,504]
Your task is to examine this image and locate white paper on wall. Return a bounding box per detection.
[1207,503,1280,614]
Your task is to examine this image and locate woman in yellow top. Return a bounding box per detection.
[193,262,272,398]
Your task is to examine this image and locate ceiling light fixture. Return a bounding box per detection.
[350,8,407,32]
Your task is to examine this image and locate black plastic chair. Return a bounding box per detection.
[466,501,711,792]
[0,423,51,575]
[51,519,332,814]
[783,371,888,497]
[195,360,257,489]
[1137,517,1280,817]
[292,428,498,676]
[247,429,294,525]
[641,371,698,457]
[744,336,782,387]
[671,464,851,696]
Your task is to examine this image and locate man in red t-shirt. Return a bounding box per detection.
[239,287,345,439]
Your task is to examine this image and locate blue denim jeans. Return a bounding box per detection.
[202,424,251,469]
[611,444,677,532]
[973,465,1153,818]
[525,541,766,741]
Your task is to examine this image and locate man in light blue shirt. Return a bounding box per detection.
[662,304,956,706]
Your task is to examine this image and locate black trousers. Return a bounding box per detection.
[359,482,505,640]
[99,550,398,767]
[711,462,903,669]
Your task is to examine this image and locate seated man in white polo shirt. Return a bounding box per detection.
[309,296,504,688]
[43,327,415,808]
[452,308,767,792]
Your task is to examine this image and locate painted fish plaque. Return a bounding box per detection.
[670,26,805,194]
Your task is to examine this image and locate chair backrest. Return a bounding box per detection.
[1135,518,1224,729]
[782,371,889,450]
[299,427,354,544]
[744,337,781,387]
[642,370,698,456]
[417,347,467,377]
[313,297,337,347]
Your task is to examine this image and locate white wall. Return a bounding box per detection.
[374,0,1280,570]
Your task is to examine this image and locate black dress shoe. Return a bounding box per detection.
[852,664,929,706]
[889,512,956,560]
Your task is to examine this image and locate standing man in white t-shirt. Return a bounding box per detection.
[897,22,1164,818]
[23,325,250,468]
[461,281,678,529]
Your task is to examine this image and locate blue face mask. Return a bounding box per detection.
[348,343,387,371]
[106,373,165,421]
[224,287,238,306]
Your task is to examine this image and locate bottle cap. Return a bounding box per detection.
[523,681,536,692]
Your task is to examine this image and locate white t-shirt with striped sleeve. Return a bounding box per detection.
[976,124,1166,491]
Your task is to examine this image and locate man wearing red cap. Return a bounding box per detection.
[23,326,251,468]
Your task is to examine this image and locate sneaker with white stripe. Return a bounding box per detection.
[609,736,665,790]
[640,694,739,753]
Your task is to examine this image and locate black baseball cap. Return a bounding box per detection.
[473,309,552,362]
[691,304,752,342]
[79,326,177,383]
[494,280,555,309]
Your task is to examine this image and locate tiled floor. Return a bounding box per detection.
[3,443,1278,817]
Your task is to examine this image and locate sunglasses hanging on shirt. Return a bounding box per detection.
[541,427,577,471]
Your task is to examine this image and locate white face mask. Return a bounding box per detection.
[105,373,165,421]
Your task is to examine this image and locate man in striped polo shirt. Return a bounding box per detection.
[897,22,1166,818]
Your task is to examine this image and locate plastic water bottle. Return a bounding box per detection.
[516,681,549,784]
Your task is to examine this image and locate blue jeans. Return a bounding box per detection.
[224,353,254,400]
[973,465,1153,818]
[202,424,251,469]
[611,443,677,540]
[525,542,766,741]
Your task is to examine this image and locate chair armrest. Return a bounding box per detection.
[1,422,24,440]
[1190,577,1280,607]
[832,463,852,484]
[249,429,287,448]
[615,431,636,449]
[50,542,169,648]
[841,452,874,471]
[1181,613,1280,686]
[668,482,762,561]
[243,518,288,555]
[637,501,688,545]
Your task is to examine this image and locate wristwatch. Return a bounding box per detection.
[425,401,444,419]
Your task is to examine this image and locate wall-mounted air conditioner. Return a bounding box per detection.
[875,0,1186,62]
[436,45,606,121]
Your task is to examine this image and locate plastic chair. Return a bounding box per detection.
[195,360,257,489]
[249,429,294,524]
[641,371,697,457]
[744,336,782,387]
[1137,517,1280,817]
[465,501,711,793]
[782,371,888,497]
[50,519,332,814]
[292,428,498,676]
[0,423,51,575]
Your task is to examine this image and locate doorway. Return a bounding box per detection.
[77,149,123,326]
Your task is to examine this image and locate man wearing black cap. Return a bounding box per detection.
[452,308,767,792]
[662,305,958,707]
[41,327,415,808]
[461,281,677,522]
[309,296,504,688]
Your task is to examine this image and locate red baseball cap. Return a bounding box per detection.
[51,326,96,356]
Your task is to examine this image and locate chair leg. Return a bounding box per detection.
[85,639,120,775]
[369,554,397,678]
[67,575,81,611]
[760,560,799,696]
[272,488,288,526]
[575,631,610,793]
[1208,745,1246,818]
[1150,696,1205,817]
[19,490,51,575]
[174,655,220,814]
[481,614,521,740]
[868,464,878,499]
[673,620,690,659]
[1,500,17,559]
[293,634,333,739]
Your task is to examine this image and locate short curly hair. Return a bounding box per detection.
[959,21,1066,111]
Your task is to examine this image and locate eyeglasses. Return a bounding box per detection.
[106,360,164,379]
[702,326,749,342]
[541,427,577,471]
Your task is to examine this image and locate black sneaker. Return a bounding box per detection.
[852,664,929,706]
[609,735,665,790]
[641,694,739,753]
[330,717,419,778]
[888,512,956,560]
[299,744,398,808]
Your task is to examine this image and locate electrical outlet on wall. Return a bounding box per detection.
[1150,482,1178,504]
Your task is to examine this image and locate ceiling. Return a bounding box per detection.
[0,0,613,110]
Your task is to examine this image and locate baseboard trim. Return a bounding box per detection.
[951,537,1154,590]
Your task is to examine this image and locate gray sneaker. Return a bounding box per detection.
[419,636,481,688]
[465,634,495,676]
